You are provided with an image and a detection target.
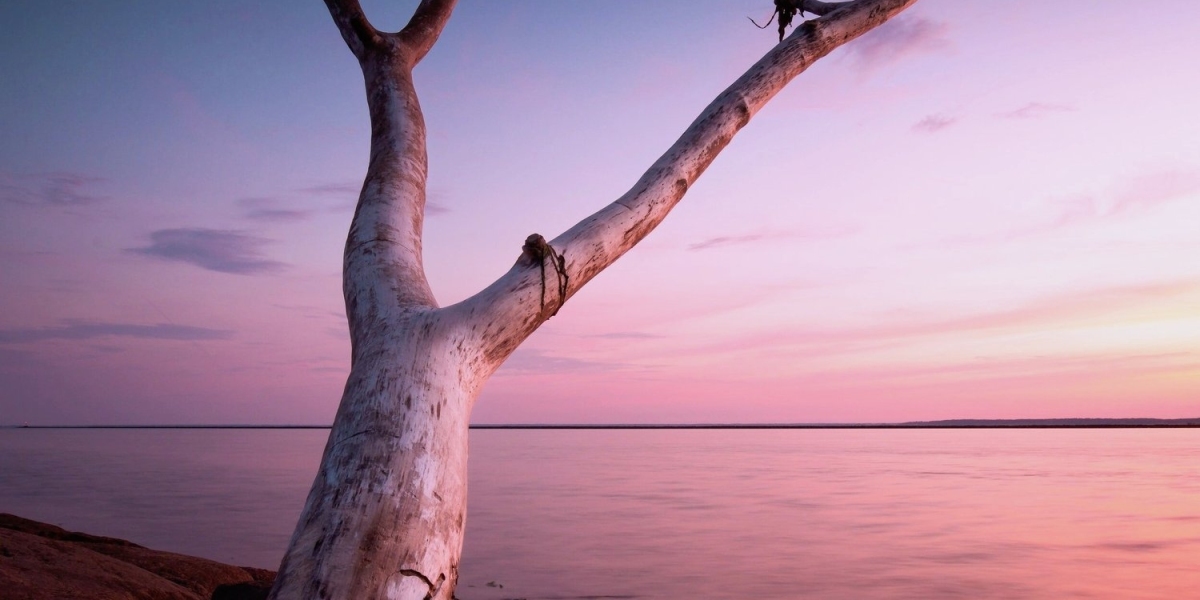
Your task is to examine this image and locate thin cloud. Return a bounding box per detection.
[301,182,360,196]
[912,114,957,133]
[0,172,109,206]
[323,199,450,216]
[426,189,452,216]
[690,233,771,251]
[238,198,314,223]
[496,348,627,375]
[784,349,1200,396]
[996,102,1075,120]
[0,320,233,344]
[946,168,1200,245]
[586,331,662,340]
[693,279,1200,359]
[688,227,854,251]
[299,182,451,216]
[129,228,286,275]
[245,207,314,222]
[1038,169,1200,228]
[961,193,1099,244]
[303,181,359,215]
[844,16,950,72]
[1112,169,1200,213]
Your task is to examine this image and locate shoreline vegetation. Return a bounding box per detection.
[5,418,1200,429]
[0,514,274,600]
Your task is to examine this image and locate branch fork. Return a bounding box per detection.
[272,2,921,599]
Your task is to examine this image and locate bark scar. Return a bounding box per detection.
[521,234,569,317]
[398,568,445,599]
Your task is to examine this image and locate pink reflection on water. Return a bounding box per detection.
[1,428,1196,599]
[461,429,1200,599]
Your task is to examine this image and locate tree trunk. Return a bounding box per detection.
[269,1,917,598]
[271,310,483,599]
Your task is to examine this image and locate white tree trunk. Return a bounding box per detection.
[269,1,918,598]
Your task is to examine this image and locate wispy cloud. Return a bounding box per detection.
[912,114,957,133]
[235,183,355,222]
[245,207,313,222]
[0,172,109,206]
[689,233,773,251]
[1031,169,1200,231]
[241,183,448,222]
[238,197,314,223]
[300,182,359,196]
[129,228,286,275]
[694,279,1200,359]
[585,331,661,340]
[426,189,452,216]
[688,227,854,251]
[0,320,233,344]
[1112,169,1200,213]
[496,348,627,375]
[996,102,1075,120]
[844,16,950,72]
[426,202,451,216]
[783,349,1200,398]
[946,168,1200,245]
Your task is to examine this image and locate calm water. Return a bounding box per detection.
[1,428,1197,599]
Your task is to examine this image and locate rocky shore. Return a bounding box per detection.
[0,514,275,600]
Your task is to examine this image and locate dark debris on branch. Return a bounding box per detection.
[749,0,807,42]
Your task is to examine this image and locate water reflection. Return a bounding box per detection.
[1,428,1197,599]
[461,429,1200,599]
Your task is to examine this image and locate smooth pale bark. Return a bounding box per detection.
[269,1,917,598]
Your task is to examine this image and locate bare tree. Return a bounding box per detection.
[269,0,918,598]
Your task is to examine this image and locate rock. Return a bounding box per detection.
[0,528,200,600]
[0,513,143,547]
[211,581,274,600]
[0,514,276,600]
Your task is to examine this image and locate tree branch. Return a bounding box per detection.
[323,0,382,60]
[398,0,459,66]
[329,2,460,361]
[454,0,918,369]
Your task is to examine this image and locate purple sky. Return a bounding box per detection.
[2,1,1199,425]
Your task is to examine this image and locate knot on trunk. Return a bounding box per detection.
[522,234,569,317]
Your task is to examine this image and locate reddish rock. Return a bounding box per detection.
[0,514,275,600]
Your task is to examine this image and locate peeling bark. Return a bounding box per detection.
[269,1,918,598]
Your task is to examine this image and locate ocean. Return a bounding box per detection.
[1,428,1197,599]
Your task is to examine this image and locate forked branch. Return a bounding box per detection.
[323,0,382,60]
[328,0,461,359]
[325,0,456,66]
[399,0,459,65]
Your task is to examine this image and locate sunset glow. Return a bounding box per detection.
[2,0,1198,425]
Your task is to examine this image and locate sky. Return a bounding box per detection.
[2,0,1199,425]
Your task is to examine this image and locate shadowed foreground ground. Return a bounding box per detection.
[0,514,275,600]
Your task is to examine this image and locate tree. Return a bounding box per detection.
[268,0,918,598]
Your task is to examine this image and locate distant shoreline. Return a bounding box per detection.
[4,419,1199,430]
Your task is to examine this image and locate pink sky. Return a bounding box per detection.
[1,0,1199,425]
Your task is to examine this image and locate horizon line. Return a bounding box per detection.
[4,418,1200,430]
